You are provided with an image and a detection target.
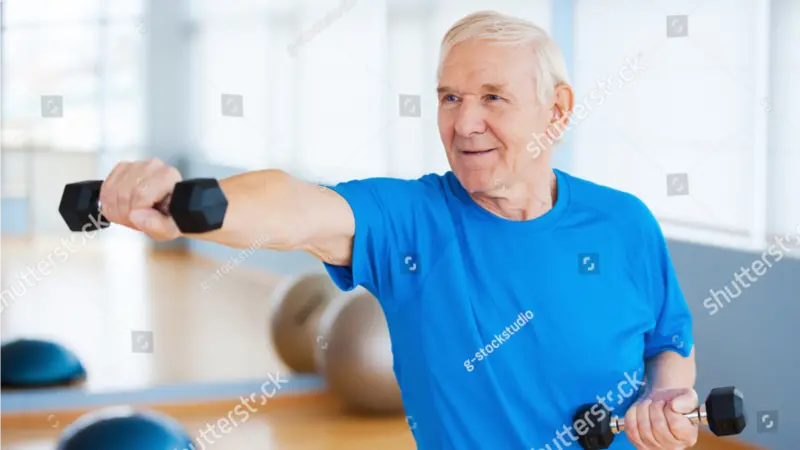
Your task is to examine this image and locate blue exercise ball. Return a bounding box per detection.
[1,338,86,388]
[58,407,195,450]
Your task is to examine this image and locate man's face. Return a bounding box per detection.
[437,39,557,193]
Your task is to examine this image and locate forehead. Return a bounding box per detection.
[439,40,536,89]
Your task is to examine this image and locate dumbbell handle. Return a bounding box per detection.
[610,408,707,433]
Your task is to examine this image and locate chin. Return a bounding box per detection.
[453,168,495,194]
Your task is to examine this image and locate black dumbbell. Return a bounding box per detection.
[58,178,228,234]
[573,386,746,449]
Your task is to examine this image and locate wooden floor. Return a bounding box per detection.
[0,234,763,449]
[1,232,289,390]
[0,398,759,450]
[1,395,417,450]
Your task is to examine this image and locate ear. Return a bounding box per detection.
[547,83,574,138]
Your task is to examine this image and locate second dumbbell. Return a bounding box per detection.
[573,386,747,449]
[58,178,228,234]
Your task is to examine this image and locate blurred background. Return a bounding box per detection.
[0,0,797,449]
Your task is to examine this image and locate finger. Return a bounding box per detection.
[637,400,661,449]
[99,162,130,225]
[624,405,646,449]
[129,209,181,241]
[669,389,699,415]
[649,401,675,448]
[665,407,698,447]
[114,160,156,229]
[130,161,182,213]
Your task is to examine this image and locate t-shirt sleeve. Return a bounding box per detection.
[319,177,418,306]
[637,202,695,360]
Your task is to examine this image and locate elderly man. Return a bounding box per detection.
[99,10,697,450]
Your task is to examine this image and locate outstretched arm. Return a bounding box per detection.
[97,159,356,266]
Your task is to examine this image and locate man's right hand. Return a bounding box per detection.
[98,158,184,241]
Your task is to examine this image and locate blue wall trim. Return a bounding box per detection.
[1,374,325,414]
[1,197,29,234]
[551,0,574,171]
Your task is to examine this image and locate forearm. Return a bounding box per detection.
[644,346,696,392]
[183,169,309,250]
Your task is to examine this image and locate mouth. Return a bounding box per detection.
[460,148,497,156]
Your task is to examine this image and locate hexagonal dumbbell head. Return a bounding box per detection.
[59,180,110,232]
[706,386,746,437]
[169,178,228,234]
[574,403,615,449]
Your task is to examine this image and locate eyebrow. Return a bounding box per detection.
[436,83,509,95]
[436,86,454,95]
[481,83,508,94]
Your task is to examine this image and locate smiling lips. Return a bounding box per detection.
[460,148,497,155]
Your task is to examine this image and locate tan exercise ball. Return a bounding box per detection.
[270,273,339,373]
[314,288,404,414]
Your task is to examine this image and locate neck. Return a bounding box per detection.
[471,167,557,221]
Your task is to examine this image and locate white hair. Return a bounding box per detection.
[437,10,570,105]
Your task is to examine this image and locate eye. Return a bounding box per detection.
[443,94,458,102]
[485,94,502,102]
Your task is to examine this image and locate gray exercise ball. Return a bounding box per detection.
[270,273,339,373]
[314,288,404,415]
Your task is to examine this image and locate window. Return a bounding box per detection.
[1,0,146,153]
[570,0,796,252]
[187,0,552,182]
[768,0,800,240]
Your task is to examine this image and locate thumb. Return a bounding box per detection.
[129,209,180,241]
[670,389,699,414]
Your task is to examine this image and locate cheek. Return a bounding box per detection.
[490,120,531,153]
[438,116,455,143]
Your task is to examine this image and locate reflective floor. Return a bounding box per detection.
[1,233,286,391]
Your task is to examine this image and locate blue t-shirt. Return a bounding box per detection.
[323,168,694,450]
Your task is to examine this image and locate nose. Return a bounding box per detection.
[453,99,487,137]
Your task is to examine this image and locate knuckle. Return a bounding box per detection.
[163,165,182,181]
[144,158,164,169]
[117,191,131,208]
[113,161,131,177]
[134,180,152,198]
[130,185,149,206]
[650,408,664,421]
